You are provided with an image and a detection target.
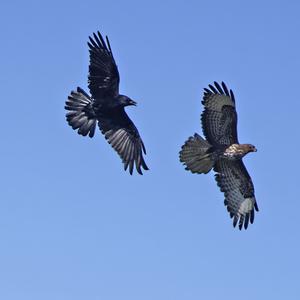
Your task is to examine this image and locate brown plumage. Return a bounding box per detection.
[224,144,257,158]
[179,82,258,230]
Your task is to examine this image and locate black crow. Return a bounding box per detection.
[65,31,148,175]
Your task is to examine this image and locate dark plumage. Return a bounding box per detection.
[65,31,148,175]
[179,82,258,230]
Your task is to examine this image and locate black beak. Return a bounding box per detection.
[129,100,137,106]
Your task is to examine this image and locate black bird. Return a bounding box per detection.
[179,82,258,230]
[65,31,148,175]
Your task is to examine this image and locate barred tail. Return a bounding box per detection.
[179,133,215,174]
[65,87,97,138]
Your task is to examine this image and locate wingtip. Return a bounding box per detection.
[230,89,236,103]
[233,216,238,228]
[221,82,230,96]
[143,165,149,171]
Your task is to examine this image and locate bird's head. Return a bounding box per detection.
[117,95,137,107]
[245,144,257,153]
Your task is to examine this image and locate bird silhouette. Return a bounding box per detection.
[65,31,148,175]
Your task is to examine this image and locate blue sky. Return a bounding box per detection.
[1,0,300,299]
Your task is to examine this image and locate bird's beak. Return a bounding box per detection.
[253,147,257,152]
[129,100,137,106]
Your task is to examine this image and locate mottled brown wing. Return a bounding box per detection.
[201,82,238,147]
[214,159,258,230]
[88,31,120,99]
[97,109,148,175]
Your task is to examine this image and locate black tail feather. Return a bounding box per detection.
[65,87,97,138]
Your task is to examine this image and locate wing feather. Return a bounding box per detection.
[98,109,148,175]
[214,81,224,94]
[214,159,258,230]
[201,82,238,146]
[88,31,120,99]
[221,82,230,96]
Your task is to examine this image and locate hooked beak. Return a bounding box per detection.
[129,100,137,106]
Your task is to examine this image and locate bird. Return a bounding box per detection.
[65,31,148,175]
[179,81,258,230]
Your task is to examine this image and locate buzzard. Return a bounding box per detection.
[65,31,148,175]
[179,82,258,230]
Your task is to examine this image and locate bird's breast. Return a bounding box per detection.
[223,144,247,159]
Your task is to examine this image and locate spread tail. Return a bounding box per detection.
[65,87,97,138]
[179,133,215,174]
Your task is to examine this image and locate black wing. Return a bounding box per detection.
[201,82,238,147]
[214,159,258,230]
[98,109,148,175]
[88,31,120,99]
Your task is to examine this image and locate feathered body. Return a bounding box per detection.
[65,31,148,175]
[180,82,258,230]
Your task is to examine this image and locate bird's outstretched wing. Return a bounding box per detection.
[97,110,148,175]
[88,31,120,99]
[214,159,258,230]
[201,82,238,146]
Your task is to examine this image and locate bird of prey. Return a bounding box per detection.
[65,31,148,175]
[179,82,258,230]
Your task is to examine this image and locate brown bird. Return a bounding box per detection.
[179,81,258,230]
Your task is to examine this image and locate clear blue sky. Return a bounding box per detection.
[1,0,300,299]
